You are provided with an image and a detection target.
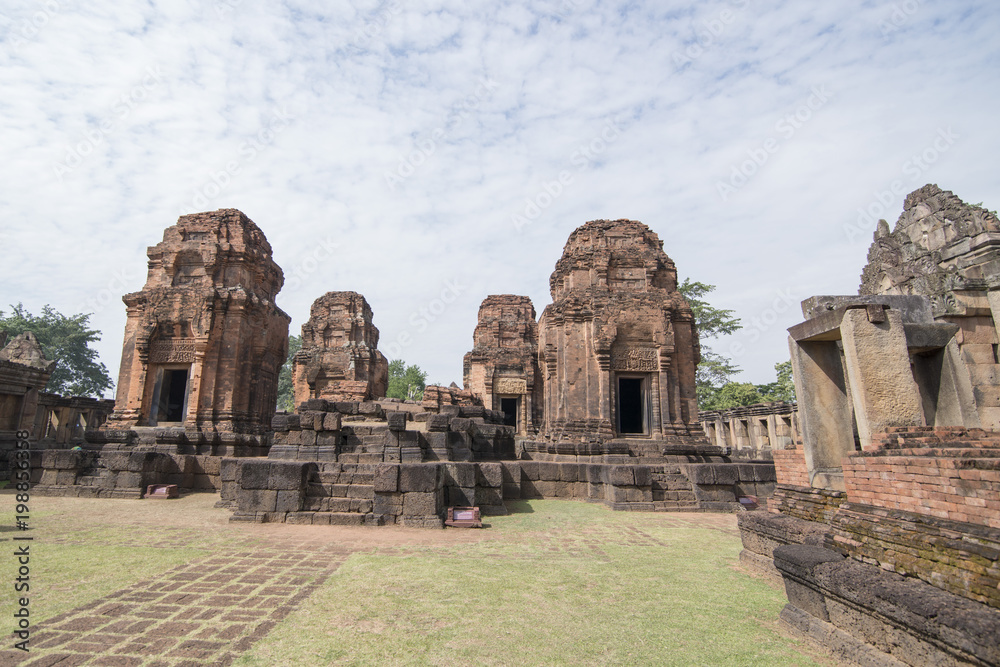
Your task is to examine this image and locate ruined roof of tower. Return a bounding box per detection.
[140,208,285,298]
[0,331,56,373]
[301,291,380,347]
[859,184,1000,304]
[477,294,536,318]
[308,291,372,314]
[166,208,275,257]
[549,219,678,297]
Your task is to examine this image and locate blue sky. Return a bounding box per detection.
[1,0,998,396]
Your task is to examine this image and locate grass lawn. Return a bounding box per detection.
[0,493,832,666]
[236,501,830,666]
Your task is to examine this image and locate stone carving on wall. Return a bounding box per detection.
[494,378,527,395]
[148,340,196,364]
[611,347,659,372]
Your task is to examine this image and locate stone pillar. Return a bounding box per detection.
[788,336,854,491]
[840,307,924,451]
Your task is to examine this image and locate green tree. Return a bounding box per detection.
[703,361,797,411]
[678,279,742,409]
[0,303,113,398]
[386,360,427,401]
[756,360,796,402]
[275,334,302,412]
[710,382,765,409]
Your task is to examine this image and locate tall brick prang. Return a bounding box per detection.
[103,209,290,445]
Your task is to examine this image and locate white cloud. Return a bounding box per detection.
[1,0,998,396]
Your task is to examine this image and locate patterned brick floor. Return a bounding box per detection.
[1,541,355,667]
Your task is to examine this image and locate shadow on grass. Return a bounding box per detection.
[504,499,535,514]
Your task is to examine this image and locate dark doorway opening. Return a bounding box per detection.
[156,368,189,423]
[500,397,518,429]
[618,377,644,434]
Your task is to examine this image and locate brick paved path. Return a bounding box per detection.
[1,540,356,667]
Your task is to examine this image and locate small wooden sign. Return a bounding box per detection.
[444,506,482,528]
[145,484,179,499]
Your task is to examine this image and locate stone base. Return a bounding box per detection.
[779,603,908,667]
[774,544,1000,667]
[737,511,831,582]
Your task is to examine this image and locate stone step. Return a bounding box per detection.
[302,496,374,514]
[651,501,701,511]
[316,471,374,485]
[307,482,374,499]
[653,490,697,503]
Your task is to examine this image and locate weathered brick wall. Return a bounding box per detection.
[772,446,809,488]
[769,485,845,524]
[829,502,1000,608]
[844,428,1000,529]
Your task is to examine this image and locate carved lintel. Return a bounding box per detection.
[149,339,196,364]
[611,347,658,372]
[494,378,527,395]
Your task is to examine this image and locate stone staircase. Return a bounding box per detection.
[650,464,699,510]
[301,463,377,525]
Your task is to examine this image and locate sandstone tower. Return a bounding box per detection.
[291,291,388,405]
[538,219,701,445]
[104,209,290,444]
[463,295,542,436]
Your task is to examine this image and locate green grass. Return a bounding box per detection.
[0,493,231,623]
[236,501,826,667]
[0,494,828,666]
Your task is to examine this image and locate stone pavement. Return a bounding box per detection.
[1,539,355,667]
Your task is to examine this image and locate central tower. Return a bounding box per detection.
[538,219,700,444]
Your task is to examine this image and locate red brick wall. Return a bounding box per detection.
[773,447,809,488]
[844,451,1000,529]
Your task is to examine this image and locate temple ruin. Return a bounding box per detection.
[30,211,773,517]
[463,295,542,436]
[739,186,1000,666]
[292,291,388,404]
[103,209,290,445]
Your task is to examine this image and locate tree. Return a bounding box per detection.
[703,361,797,411]
[275,334,302,412]
[0,303,113,398]
[756,360,796,403]
[386,360,427,401]
[678,279,742,409]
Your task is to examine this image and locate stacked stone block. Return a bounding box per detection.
[32,448,221,498]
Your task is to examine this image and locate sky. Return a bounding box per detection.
[1,0,998,397]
